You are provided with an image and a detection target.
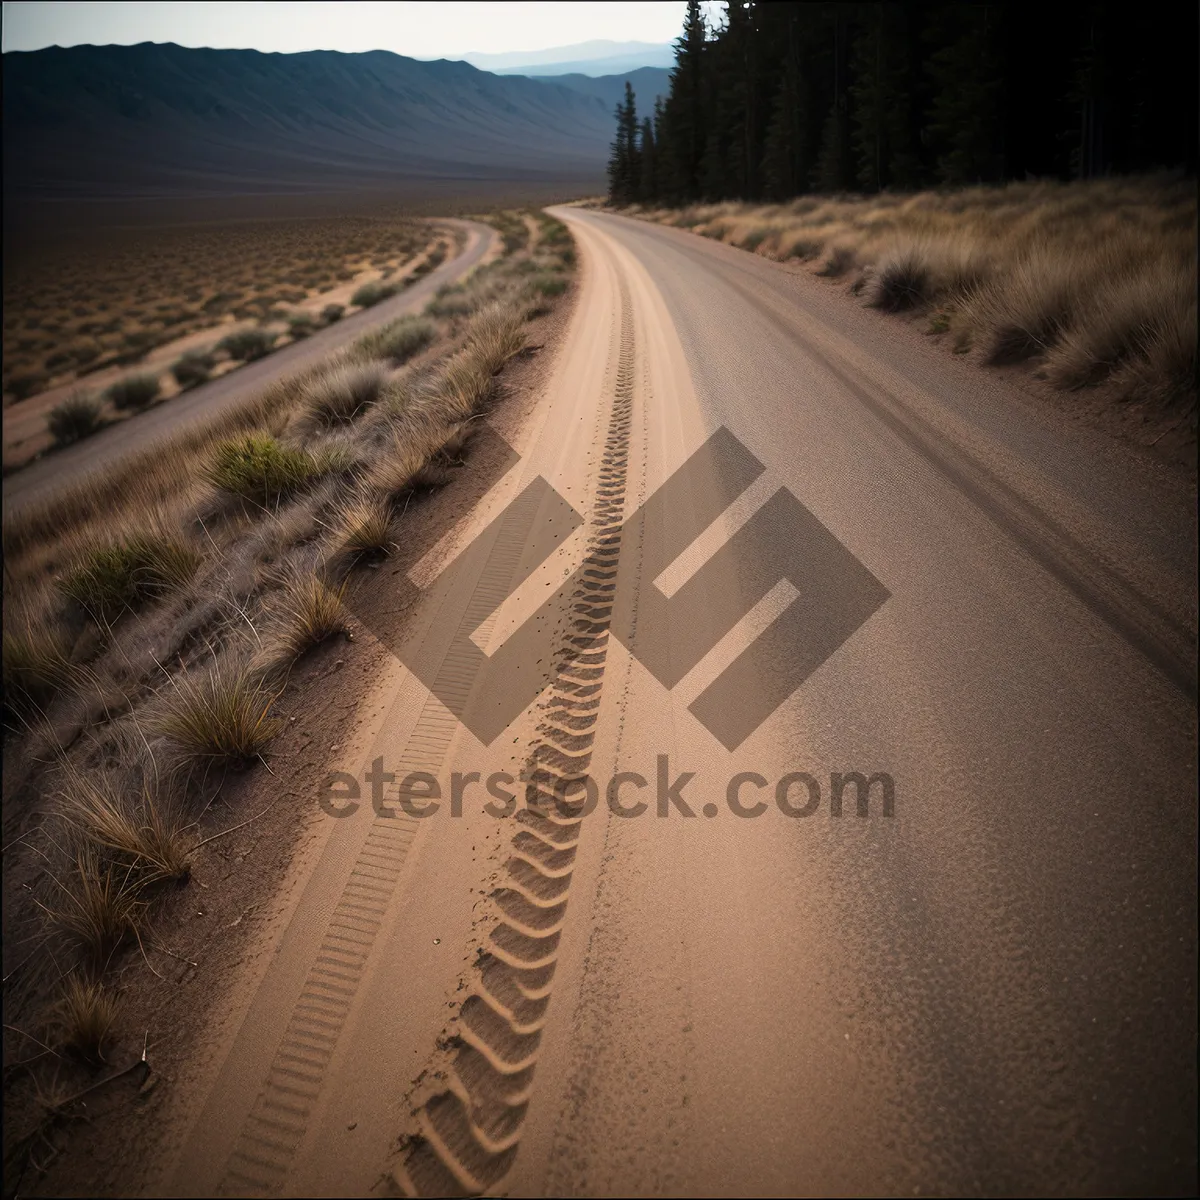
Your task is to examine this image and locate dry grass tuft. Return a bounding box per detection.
[218,328,276,362]
[463,302,528,377]
[150,659,282,769]
[301,362,390,426]
[53,769,191,885]
[334,494,395,560]
[353,315,436,365]
[104,373,161,412]
[351,279,396,308]
[59,532,201,623]
[269,572,349,663]
[37,849,145,967]
[171,348,216,388]
[204,433,325,505]
[48,392,105,446]
[3,622,72,719]
[52,976,120,1062]
[866,246,931,312]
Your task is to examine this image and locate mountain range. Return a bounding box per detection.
[460,39,674,76]
[2,42,669,201]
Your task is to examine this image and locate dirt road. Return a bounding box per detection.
[1,219,494,518]
[151,208,1196,1196]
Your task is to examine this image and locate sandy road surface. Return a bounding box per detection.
[1,220,493,519]
[151,208,1195,1197]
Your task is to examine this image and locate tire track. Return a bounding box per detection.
[215,477,555,1197]
[391,281,638,1197]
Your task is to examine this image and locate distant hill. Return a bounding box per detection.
[461,40,673,76]
[536,68,670,117]
[2,42,617,201]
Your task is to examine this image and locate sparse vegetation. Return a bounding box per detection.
[3,213,432,403]
[0,207,577,1097]
[104,373,161,411]
[48,392,104,445]
[321,303,346,324]
[627,178,1196,410]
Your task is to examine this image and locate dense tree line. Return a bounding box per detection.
[608,1,1198,204]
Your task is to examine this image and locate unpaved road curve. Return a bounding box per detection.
[152,207,1195,1198]
[2,219,494,519]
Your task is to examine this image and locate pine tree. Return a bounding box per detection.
[606,82,641,204]
[659,0,709,203]
[850,2,920,191]
[925,3,1005,184]
[638,115,657,203]
[811,3,854,192]
[760,4,805,200]
[1067,6,1108,179]
[762,57,805,199]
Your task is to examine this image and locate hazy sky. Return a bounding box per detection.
[0,1,692,56]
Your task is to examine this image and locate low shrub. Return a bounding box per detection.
[351,280,396,308]
[104,373,161,411]
[218,328,276,362]
[48,392,104,445]
[288,313,316,340]
[171,349,216,388]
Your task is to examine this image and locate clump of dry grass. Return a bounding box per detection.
[204,433,326,505]
[104,373,160,411]
[462,302,528,377]
[301,361,390,426]
[48,391,105,446]
[865,245,931,312]
[3,622,72,720]
[59,532,201,623]
[52,769,191,885]
[267,572,349,664]
[171,348,216,388]
[150,659,282,769]
[36,849,145,967]
[52,976,120,1062]
[351,279,397,308]
[218,328,276,362]
[334,494,395,560]
[353,315,436,364]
